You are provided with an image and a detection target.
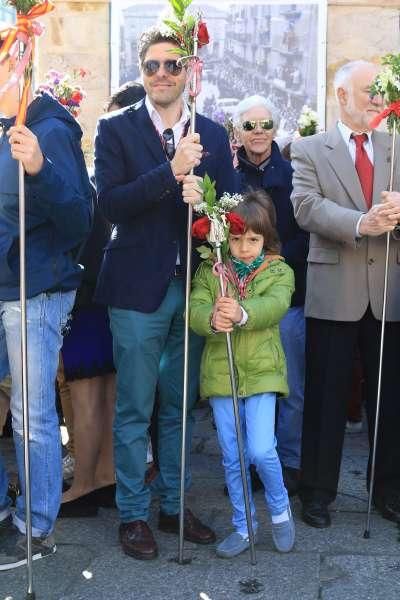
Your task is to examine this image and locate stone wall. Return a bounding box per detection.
[326,0,400,127]
[36,0,400,157]
[37,1,111,161]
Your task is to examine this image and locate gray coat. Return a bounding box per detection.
[291,125,400,322]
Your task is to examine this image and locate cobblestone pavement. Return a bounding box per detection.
[0,408,399,600]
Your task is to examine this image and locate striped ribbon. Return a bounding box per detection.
[187,57,203,98]
[0,1,55,125]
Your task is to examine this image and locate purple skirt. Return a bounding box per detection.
[61,304,115,381]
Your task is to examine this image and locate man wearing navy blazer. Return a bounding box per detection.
[94,26,236,560]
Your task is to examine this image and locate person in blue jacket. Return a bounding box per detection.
[0,31,92,571]
[233,96,308,496]
[94,25,237,560]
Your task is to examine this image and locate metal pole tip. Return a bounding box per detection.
[238,578,264,594]
[26,593,36,600]
[363,530,370,539]
[170,556,193,565]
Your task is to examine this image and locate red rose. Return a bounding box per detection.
[226,212,246,235]
[192,216,210,239]
[197,21,210,47]
[71,91,83,103]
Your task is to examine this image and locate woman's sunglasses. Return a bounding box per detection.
[241,119,274,131]
[142,59,183,77]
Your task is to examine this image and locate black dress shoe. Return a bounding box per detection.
[374,493,400,524]
[58,493,99,518]
[158,509,216,544]
[302,501,331,528]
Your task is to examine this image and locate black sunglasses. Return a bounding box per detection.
[142,59,183,77]
[241,119,274,131]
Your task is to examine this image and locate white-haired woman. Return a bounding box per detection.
[233,95,308,497]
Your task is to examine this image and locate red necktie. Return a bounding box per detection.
[352,133,373,209]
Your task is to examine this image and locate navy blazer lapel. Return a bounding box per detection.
[324,127,367,212]
[127,101,166,164]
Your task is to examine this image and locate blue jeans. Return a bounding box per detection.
[0,290,75,536]
[277,306,305,470]
[210,393,288,537]
[109,278,203,522]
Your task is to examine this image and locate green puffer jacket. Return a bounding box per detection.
[189,256,294,399]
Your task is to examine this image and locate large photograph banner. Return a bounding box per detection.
[111,0,327,138]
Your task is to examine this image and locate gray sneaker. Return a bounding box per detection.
[216,531,255,558]
[271,505,295,553]
[0,525,56,571]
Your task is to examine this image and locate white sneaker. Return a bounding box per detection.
[62,454,75,479]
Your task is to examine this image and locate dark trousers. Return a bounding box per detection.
[300,306,400,505]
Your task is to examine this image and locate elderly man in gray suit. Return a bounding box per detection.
[291,60,400,528]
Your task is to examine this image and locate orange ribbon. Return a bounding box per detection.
[369,100,400,129]
[0,1,55,125]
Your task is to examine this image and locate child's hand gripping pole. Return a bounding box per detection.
[209,218,257,565]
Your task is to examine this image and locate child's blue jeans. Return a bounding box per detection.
[210,392,288,537]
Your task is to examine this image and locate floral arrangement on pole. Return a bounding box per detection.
[297,105,318,137]
[162,0,209,98]
[0,1,55,125]
[38,69,87,118]
[192,174,245,259]
[369,54,400,133]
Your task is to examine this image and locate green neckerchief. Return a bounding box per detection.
[230,251,265,280]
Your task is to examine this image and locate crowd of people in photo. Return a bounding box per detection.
[1,17,400,573]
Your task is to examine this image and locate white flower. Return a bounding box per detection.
[194,201,208,214]
[375,67,400,100]
[298,105,318,129]
[219,193,244,210]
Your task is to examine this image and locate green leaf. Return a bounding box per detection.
[167,47,188,57]
[163,19,183,34]
[185,15,196,29]
[6,0,37,12]
[196,245,212,260]
[169,0,185,20]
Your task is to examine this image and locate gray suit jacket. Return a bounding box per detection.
[291,125,400,321]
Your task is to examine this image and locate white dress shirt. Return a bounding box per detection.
[145,95,190,146]
[144,96,191,265]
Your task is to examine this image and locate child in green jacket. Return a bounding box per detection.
[189,190,295,558]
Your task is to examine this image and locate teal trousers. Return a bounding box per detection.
[109,278,203,522]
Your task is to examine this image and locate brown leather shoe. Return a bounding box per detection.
[158,509,216,545]
[119,520,158,560]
